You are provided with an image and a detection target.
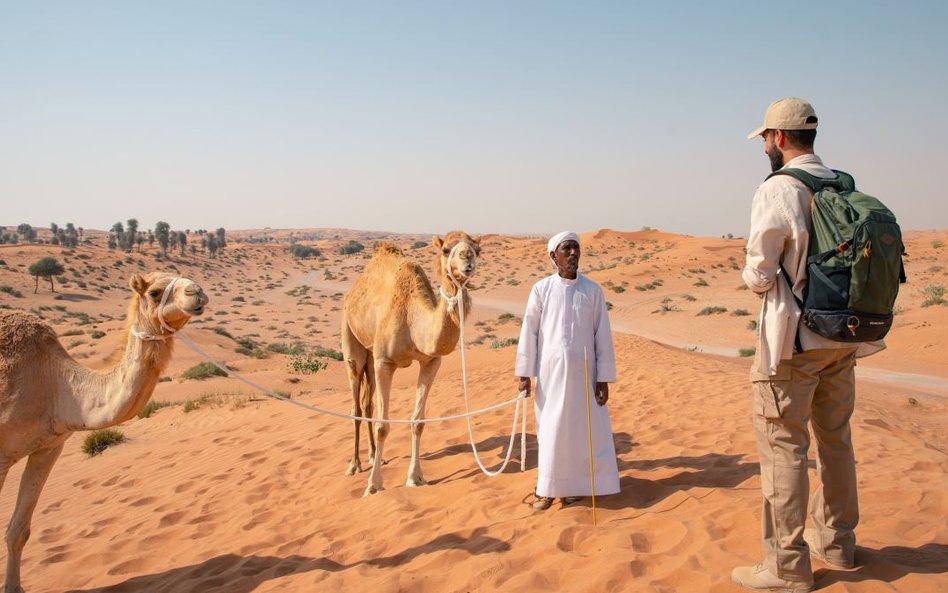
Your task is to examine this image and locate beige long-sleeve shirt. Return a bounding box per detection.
[742,154,884,378]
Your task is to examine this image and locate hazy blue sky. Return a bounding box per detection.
[2,1,946,237]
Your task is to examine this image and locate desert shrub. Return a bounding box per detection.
[290,354,327,374]
[747,320,759,331]
[606,302,613,311]
[181,362,228,380]
[290,244,321,259]
[687,268,706,274]
[696,306,728,316]
[731,309,751,316]
[212,326,235,340]
[232,296,245,302]
[158,376,172,382]
[682,294,697,302]
[339,240,364,255]
[489,337,519,349]
[738,347,756,358]
[0,285,24,298]
[61,329,84,337]
[932,240,944,249]
[312,346,344,361]
[920,284,946,307]
[694,278,709,287]
[82,429,125,456]
[498,312,516,323]
[266,342,305,355]
[412,241,427,249]
[610,285,626,293]
[137,400,173,419]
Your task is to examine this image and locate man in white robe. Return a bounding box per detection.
[515,231,620,510]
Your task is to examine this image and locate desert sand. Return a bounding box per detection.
[1,227,945,592]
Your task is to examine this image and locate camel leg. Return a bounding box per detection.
[364,354,378,464]
[407,357,441,487]
[342,318,368,476]
[5,444,63,593]
[365,358,395,496]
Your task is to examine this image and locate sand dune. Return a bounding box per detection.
[1,227,945,592]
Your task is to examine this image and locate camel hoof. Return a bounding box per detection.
[406,476,428,487]
[363,484,383,497]
[345,462,362,476]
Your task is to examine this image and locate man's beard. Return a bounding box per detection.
[767,143,784,172]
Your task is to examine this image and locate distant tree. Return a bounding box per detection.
[107,233,118,250]
[147,230,155,249]
[125,219,139,252]
[215,227,226,251]
[412,241,428,249]
[49,223,60,245]
[17,223,36,242]
[111,222,126,250]
[28,257,65,293]
[207,234,219,258]
[64,223,79,248]
[155,221,171,256]
[289,245,321,259]
[169,231,179,253]
[177,231,188,256]
[339,240,365,256]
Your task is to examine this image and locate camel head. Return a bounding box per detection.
[129,272,209,336]
[433,231,481,285]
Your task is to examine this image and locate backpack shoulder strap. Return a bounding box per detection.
[766,168,856,193]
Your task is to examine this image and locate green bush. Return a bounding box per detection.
[920,284,946,307]
[312,346,344,361]
[61,329,84,337]
[696,306,728,316]
[266,342,305,355]
[738,347,756,358]
[0,285,24,298]
[82,429,125,456]
[498,312,516,323]
[610,285,626,293]
[181,362,228,380]
[290,354,327,374]
[90,330,106,339]
[693,278,709,287]
[932,240,944,249]
[137,400,173,419]
[731,309,751,317]
[490,337,519,349]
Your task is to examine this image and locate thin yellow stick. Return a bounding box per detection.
[584,347,597,526]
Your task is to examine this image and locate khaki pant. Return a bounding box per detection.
[751,347,859,580]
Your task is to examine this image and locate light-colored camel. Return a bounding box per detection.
[341,232,480,496]
[0,272,207,593]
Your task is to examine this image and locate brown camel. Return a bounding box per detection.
[341,232,480,496]
[0,272,208,593]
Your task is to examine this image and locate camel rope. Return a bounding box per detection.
[175,331,526,426]
[446,241,528,475]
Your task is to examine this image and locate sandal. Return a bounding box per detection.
[532,496,553,510]
[562,496,581,505]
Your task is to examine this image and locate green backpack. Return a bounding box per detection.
[769,168,906,342]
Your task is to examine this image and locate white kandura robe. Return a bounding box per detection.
[515,273,620,498]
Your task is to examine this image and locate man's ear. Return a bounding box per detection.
[432,235,444,250]
[130,273,148,295]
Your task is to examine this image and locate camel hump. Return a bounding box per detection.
[0,310,60,359]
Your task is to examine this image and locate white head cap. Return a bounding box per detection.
[547,231,580,254]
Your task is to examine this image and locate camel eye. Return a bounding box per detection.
[149,289,162,299]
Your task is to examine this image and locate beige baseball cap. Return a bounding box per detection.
[747,97,818,139]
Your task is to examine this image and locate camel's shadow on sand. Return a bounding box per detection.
[63,527,510,592]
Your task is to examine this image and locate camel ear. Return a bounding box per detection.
[130,274,148,295]
[472,236,481,255]
[432,235,444,250]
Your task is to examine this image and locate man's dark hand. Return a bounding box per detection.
[518,377,532,397]
[595,382,609,406]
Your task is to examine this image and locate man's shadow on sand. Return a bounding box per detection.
[63,527,510,593]
[814,542,948,587]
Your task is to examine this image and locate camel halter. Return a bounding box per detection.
[131,277,180,341]
[439,242,476,311]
